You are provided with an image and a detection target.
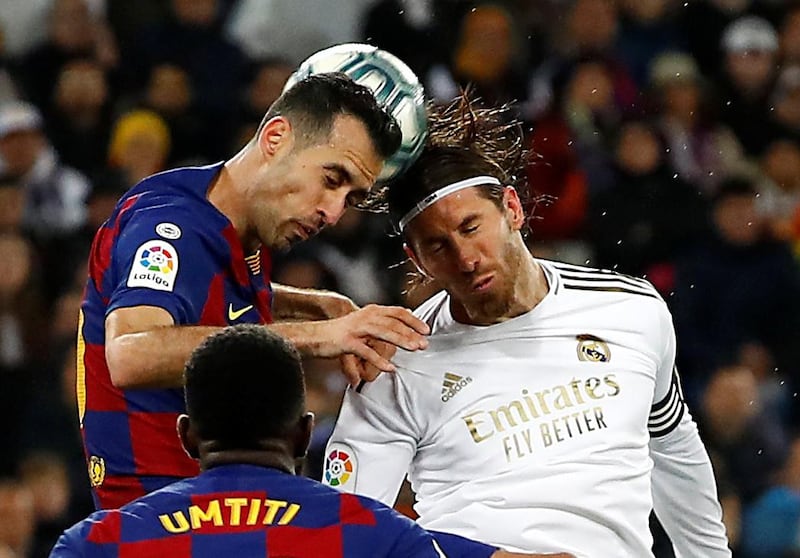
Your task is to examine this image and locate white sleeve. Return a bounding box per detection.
[323,372,420,506]
[648,304,732,557]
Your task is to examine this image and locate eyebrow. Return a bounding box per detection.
[324,163,354,186]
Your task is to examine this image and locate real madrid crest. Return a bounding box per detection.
[576,334,610,363]
[88,455,106,487]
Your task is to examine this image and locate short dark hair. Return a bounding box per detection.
[386,93,529,232]
[184,325,305,448]
[260,72,401,160]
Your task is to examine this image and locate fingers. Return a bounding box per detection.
[339,354,363,387]
[349,306,430,352]
[366,305,430,335]
[348,341,396,374]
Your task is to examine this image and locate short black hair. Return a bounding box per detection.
[260,72,401,160]
[184,325,305,448]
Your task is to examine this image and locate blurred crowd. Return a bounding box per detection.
[0,0,798,556]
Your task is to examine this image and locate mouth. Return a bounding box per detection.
[294,222,318,241]
[471,275,495,292]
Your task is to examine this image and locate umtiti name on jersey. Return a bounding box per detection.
[159,494,301,533]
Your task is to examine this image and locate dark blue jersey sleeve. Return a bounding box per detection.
[430,530,498,558]
[50,518,94,558]
[108,205,226,324]
[366,505,446,558]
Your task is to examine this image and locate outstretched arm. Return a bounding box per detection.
[105,303,429,389]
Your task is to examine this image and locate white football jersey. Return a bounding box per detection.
[325,260,730,558]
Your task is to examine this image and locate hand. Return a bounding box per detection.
[491,552,575,558]
[340,339,397,385]
[316,291,359,319]
[312,304,428,386]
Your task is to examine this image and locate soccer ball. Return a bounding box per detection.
[284,43,428,182]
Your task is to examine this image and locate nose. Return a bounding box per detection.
[452,239,479,273]
[318,190,348,226]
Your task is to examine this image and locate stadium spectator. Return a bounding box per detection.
[47,58,113,176]
[0,480,36,556]
[739,435,800,557]
[588,119,707,284]
[123,0,247,160]
[671,177,800,409]
[717,16,780,155]
[699,364,789,505]
[648,51,745,194]
[105,109,171,187]
[0,101,91,302]
[18,0,118,111]
[755,138,800,241]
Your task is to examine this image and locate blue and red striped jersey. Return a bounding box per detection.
[51,465,448,558]
[77,164,274,510]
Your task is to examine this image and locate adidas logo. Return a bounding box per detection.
[441,372,473,402]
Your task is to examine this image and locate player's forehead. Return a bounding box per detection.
[407,187,495,236]
[323,114,383,187]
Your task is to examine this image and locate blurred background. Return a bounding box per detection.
[0,0,798,556]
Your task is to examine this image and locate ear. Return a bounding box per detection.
[293,412,315,459]
[503,186,525,231]
[177,414,200,460]
[403,242,430,278]
[258,116,293,158]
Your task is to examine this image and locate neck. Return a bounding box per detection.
[208,148,262,252]
[197,440,298,475]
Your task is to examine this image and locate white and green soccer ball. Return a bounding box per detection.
[284,43,428,182]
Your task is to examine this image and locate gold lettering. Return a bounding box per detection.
[571,412,584,434]
[585,377,604,399]
[462,411,494,443]
[521,389,541,418]
[552,419,564,442]
[594,406,608,428]
[189,500,223,529]
[263,499,287,525]
[502,436,514,462]
[159,511,190,533]
[535,389,551,414]
[489,401,528,432]
[278,503,301,525]
[552,385,574,410]
[604,374,620,396]
[246,498,261,525]
[540,423,553,447]
[225,498,247,526]
[582,408,595,431]
[569,379,585,405]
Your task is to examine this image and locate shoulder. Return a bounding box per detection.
[411,291,449,324]
[544,259,663,302]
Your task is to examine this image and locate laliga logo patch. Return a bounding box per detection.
[576,334,610,363]
[324,443,356,488]
[127,239,179,292]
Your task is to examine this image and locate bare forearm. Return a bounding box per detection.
[272,283,357,321]
[107,325,223,389]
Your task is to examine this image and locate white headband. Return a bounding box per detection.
[398,176,502,231]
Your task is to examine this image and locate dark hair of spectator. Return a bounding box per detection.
[183,324,306,449]
[260,72,401,161]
